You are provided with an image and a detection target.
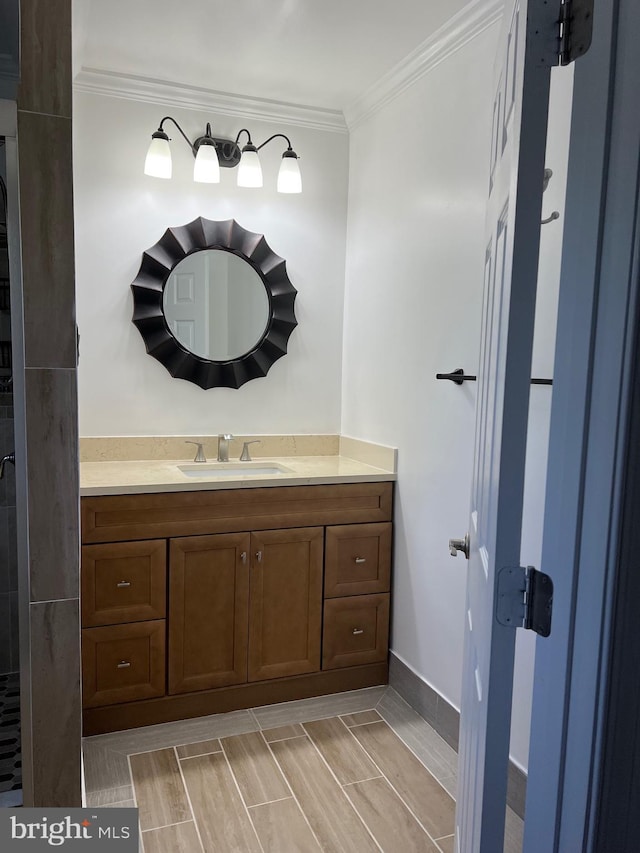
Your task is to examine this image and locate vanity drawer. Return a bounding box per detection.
[82,620,166,708]
[322,594,390,670]
[81,540,166,627]
[324,523,391,597]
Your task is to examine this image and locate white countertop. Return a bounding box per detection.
[80,455,396,497]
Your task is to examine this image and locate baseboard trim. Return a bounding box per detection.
[389,652,527,819]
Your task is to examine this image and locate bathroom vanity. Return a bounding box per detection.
[79,443,395,735]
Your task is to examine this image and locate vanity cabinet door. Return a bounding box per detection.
[168,533,250,695]
[248,527,323,682]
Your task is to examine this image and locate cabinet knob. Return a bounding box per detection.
[256,551,263,563]
[240,551,247,564]
[116,580,131,588]
[354,557,366,564]
[117,660,131,669]
[352,628,364,635]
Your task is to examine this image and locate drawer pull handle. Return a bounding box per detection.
[256,551,263,563]
[240,551,247,564]
[352,628,364,635]
[117,660,131,669]
[354,557,366,564]
[117,581,131,588]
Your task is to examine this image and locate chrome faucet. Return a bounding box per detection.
[217,434,234,462]
[240,440,261,462]
[185,441,206,463]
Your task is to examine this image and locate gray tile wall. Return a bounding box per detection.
[16,0,81,807]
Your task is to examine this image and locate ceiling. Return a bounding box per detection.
[73,0,473,112]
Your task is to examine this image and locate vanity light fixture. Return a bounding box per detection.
[143,117,302,193]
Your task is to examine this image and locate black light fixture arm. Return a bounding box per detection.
[235,128,254,147]
[256,132,294,152]
[157,116,198,155]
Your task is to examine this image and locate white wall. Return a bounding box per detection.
[341,23,574,770]
[73,92,349,435]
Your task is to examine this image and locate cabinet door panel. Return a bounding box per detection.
[169,533,250,694]
[249,527,323,681]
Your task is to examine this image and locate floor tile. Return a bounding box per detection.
[142,821,203,853]
[181,752,261,852]
[249,797,321,852]
[270,735,379,852]
[436,835,455,853]
[220,731,291,806]
[345,776,440,851]
[86,785,133,807]
[129,749,191,832]
[261,723,305,743]
[82,740,132,793]
[341,709,382,728]
[351,722,455,839]
[105,800,136,809]
[303,717,380,784]
[378,688,458,782]
[176,739,221,759]
[439,775,457,799]
[252,686,387,729]
[504,806,524,853]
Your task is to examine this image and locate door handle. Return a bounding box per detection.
[449,534,470,559]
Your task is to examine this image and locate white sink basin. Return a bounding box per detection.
[178,461,293,478]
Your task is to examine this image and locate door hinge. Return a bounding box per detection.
[559,0,594,66]
[496,566,553,637]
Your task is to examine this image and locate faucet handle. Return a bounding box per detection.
[240,440,261,462]
[185,441,206,463]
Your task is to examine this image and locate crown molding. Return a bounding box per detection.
[344,0,504,130]
[73,67,347,134]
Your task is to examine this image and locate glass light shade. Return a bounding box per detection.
[144,136,172,179]
[193,142,221,183]
[277,153,302,194]
[237,147,263,188]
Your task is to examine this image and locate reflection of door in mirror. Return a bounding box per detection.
[164,250,269,361]
[165,252,210,355]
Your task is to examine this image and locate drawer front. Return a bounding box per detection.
[82,620,166,708]
[82,540,166,627]
[322,594,390,670]
[324,523,391,597]
[81,482,393,543]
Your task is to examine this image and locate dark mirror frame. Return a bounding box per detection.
[131,217,298,389]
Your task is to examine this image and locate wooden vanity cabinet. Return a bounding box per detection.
[81,482,392,734]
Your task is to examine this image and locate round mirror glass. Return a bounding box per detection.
[163,249,270,360]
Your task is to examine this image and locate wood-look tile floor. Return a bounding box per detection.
[84,687,524,853]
